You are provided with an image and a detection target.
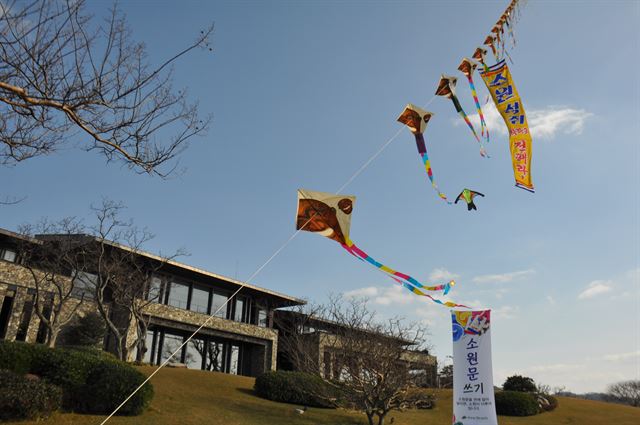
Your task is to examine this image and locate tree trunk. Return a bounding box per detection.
[47,328,60,348]
[366,412,375,425]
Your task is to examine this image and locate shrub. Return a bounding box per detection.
[59,312,107,347]
[79,360,154,415]
[404,387,436,409]
[495,390,539,416]
[503,375,537,393]
[255,371,339,408]
[0,369,62,421]
[0,341,153,415]
[538,394,558,412]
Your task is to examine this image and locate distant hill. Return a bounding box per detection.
[6,367,640,425]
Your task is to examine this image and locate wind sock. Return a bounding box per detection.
[296,189,469,308]
[435,75,488,157]
[396,104,452,204]
[484,35,499,62]
[458,58,490,144]
[479,60,534,192]
[455,189,485,211]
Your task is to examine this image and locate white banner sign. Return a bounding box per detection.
[451,310,498,425]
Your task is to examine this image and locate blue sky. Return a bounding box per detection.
[2,1,639,393]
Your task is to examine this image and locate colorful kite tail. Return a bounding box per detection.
[466,75,490,144]
[451,95,488,157]
[414,133,453,204]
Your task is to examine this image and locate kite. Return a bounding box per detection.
[435,75,488,157]
[296,189,469,308]
[458,58,490,144]
[396,104,451,204]
[479,60,534,192]
[472,47,490,72]
[455,189,485,211]
[484,35,499,62]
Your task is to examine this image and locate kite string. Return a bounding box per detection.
[100,95,437,424]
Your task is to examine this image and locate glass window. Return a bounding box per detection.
[166,282,189,310]
[190,285,210,314]
[229,345,240,375]
[257,309,268,328]
[143,330,156,364]
[185,338,205,369]
[204,341,224,372]
[71,271,97,298]
[211,292,228,318]
[160,333,184,364]
[147,276,163,302]
[234,298,245,322]
[0,249,16,262]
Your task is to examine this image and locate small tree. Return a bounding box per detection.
[439,364,453,388]
[608,380,640,407]
[503,375,537,393]
[283,296,430,425]
[60,311,106,347]
[16,218,89,347]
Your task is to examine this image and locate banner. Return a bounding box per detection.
[451,310,498,425]
[479,60,534,192]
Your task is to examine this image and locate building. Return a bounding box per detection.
[274,310,438,387]
[0,227,304,377]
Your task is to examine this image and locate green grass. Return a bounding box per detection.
[6,366,640,425]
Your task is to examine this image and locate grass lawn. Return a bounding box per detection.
[6,366,640,425]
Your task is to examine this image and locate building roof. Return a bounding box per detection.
[1,227,305,307]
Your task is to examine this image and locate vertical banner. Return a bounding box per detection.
[479,60,534,192]
[451,310,498,425]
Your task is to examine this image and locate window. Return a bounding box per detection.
[166,281,189,309]
[147,276,163,302]
[185,338,206,369]
[257,309,268,328]
[143,330,156,364]
[205,341,224,371]
[0,248,16,262]
[228,345,240,375]
[211,292,228,318]
[71,271,97,298]
[234,296,250,323]
[190,285,210,314]
[160,333,184,364]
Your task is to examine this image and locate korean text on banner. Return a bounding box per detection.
[480,60,534,192]
[451,310,498,425]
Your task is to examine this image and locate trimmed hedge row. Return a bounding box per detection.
[495,390,539,416]
[0,369,62,421]
[254,371,340,408]
[0,341,153,416]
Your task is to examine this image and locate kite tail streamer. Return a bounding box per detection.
[451,95,488,157]
[465,75,490,144]
[414,133,453,204]
[342,241,468,308]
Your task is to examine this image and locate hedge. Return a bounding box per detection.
[0,369,62,421]
[495,390,539,416]
[255,371,340,408]
[0,341,153,416]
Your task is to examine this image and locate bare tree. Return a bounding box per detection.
[608,380,640,407]
[0,0,212,176]
[279,296,430,425]
[16,217,89,347]
[86,199,182,361]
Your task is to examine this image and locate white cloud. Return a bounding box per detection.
[472,269,535,284]
[578,280,613,300]
[429,268,459,282]
[603,351,640,362]
[546,295,556,305]
[343,286,378,299]
[459,103,592,140]
[492,305,518,320]
[374,285,414,305]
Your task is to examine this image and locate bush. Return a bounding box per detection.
[0,341,153,415]
[0,369,62,421]
[59,312,107,347]
[79,360,154,415]
[404,387,436,409]
[255,371,339,408]
[495,390,539,416]
[503,375,537,393]
[538,394,558,412]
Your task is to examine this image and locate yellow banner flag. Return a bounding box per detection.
[480,60,534,192]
